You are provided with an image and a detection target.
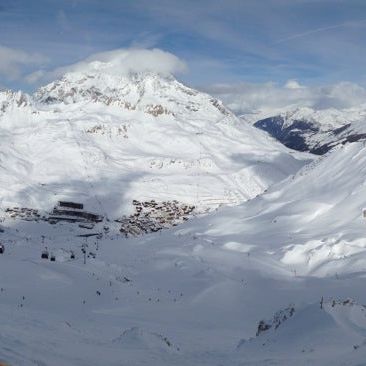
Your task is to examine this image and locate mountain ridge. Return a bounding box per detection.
[247,106,366,154]
[0,70,310,216]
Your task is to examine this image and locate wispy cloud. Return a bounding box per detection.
[2,0,366,91]
[204,80,366,114]
[275,19,366,44]
[129,33,163,49]
[26,48,187,85]
[56,10,72,33]
[0,45,48,81]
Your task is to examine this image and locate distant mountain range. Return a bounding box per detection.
[244,106,366,154]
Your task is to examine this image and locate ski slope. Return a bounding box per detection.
[1,140,366,365]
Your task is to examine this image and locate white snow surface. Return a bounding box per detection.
[1,70,366,365]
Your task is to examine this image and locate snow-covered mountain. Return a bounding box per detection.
[2,63,366,365]
[250,106,366,154]
[0,70,309,216]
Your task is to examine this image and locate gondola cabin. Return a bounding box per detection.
[0,244,4,254]
[41,250,49,259]
[50,254,56,262]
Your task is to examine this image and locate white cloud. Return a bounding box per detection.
[0,45,48,81]
[204,80,366,114]
[24,70,46,84]
[284,79,303,89]
[27,48,187,84]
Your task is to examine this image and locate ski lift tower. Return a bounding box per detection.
[82,238,88,265]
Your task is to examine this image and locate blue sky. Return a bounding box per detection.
[1,0,366,91]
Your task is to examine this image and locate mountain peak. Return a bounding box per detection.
[33,70,232,123]
[0,89,32,114]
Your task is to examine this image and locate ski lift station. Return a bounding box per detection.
[48,201,103,224]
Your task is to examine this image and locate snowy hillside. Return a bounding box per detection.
[3,0,366,363]
[2,60,366,366]
[0,70,310,216]
[249,106,366,154]
[176,141,366,276]
[1,141,366,365]
[238,300,366,365]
